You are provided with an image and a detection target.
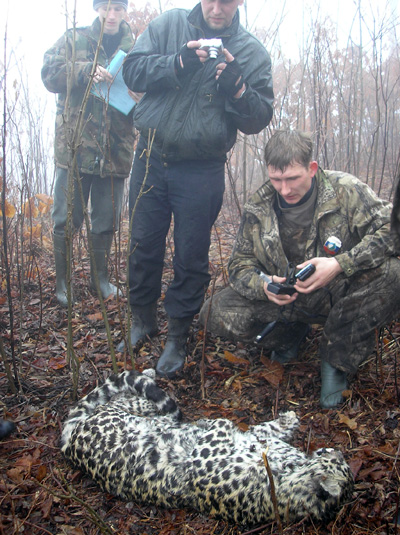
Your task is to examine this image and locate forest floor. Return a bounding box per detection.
[0,210,399,535]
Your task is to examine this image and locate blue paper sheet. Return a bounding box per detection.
[91,50,135,116]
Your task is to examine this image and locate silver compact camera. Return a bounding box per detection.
[198,38,223,59]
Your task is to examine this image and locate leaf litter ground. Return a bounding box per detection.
[1,211,399,535]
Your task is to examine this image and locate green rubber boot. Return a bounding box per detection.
[156,316,193,378]
[90,233,117,299]
[53,233,74,307]
[320,360,348,409]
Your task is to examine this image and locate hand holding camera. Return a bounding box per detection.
[294,257,343,294]
[198,38,223,59]
[256,263,316,302]
[216,48,245,99]
[178,43,204,74]
[179,38,223,74]
[178,41,245,99]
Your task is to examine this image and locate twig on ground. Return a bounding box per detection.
[262,449,283,535]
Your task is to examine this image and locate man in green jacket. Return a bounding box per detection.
[121,0,273,377]
[42,1,136,306]
[200,130,400,408]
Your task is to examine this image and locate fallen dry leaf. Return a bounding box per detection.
[258,358,284,387]
[222,350,250,366]
[338,413,358,430]
[87,312,103,322]
[48,356,67,370]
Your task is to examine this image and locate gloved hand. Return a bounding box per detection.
[177,44,203,75]
[216,59,244,98]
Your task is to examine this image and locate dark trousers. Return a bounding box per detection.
[128,142,225,319]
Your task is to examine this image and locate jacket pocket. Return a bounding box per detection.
[133,92,168,133]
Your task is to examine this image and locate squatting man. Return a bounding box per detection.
[119,0,273,375]
[200,130,400,409]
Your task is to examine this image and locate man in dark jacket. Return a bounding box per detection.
[42,1,136,306]
[200,130,400,408]
[121,0,274,378]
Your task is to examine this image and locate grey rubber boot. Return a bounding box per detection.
[116,302,158,351]
[320,360,348,409]
[156,316,193,378]
[53,233,73,307]
[90,233,117,299]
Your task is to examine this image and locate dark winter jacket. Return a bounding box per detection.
[122,3,273,162]
[41,18,135,178]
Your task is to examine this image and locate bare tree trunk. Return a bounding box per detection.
[355,0,364,178]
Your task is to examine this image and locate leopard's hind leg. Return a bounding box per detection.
[61,370,181,448]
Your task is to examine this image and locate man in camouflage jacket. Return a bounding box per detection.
[200,130,400,408]
[41,0,136,306]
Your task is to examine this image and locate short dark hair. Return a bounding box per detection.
[264,130,313,172]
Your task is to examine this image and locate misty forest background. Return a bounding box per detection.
[1,0,400,534]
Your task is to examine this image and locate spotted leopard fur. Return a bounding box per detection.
[61,370,354,525]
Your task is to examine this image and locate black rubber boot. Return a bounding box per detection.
[53,233,73,307]
[90,233,117,299]
[156,316,193,378]
[117,302,158,351]
[320,360,348,409]
[270,323,310,364]
[0,419,16,439]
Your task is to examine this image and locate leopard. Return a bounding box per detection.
[61,370,354,526]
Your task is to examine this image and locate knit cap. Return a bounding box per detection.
[93,0,128,9]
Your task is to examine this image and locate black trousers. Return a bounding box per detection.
[128,140,225,319]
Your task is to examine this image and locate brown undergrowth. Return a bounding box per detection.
[1,212,399,535]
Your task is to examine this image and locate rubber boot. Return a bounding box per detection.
[90,233,117,299]
[0,419,16,439]
[116,302,158,352]
[53,233,73,307]
[156,316,193,378]
[320,360,348,409]
[270,323,310,364]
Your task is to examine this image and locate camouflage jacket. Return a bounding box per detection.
[41,18,135,178]
[229,168,395,301]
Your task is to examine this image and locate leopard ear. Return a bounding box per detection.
[318,475,343,498]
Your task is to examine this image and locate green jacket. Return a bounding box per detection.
[229,168,395,301]
[41,18,135,178]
